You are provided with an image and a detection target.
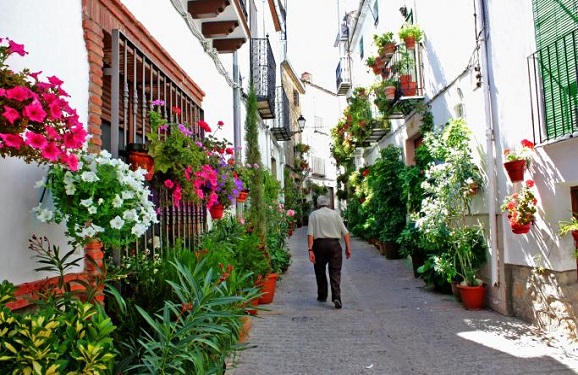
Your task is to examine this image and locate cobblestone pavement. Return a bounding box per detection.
[227,227,578,375]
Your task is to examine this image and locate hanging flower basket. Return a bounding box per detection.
[209,204,225,220]
[503,159,526,183]
[510,221,532,234]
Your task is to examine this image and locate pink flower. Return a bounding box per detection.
[0,133,24,149]
[47,75,64,88]
[199,120,212,132]
[49,101,63,119]
[207,192,218,207]
[25,132,48,149]
[41,141,60,161]
[286,209,296,217]
[164,179,175,189]
[7,39,27,56]
[225,147,234,155]
[2,106,20,124]
[152,99,165,106]
[59,152,79,171]
[6,86,32,101]
[44,125,61,140]
[23,102,47,122]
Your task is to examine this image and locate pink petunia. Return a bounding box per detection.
[23,102,47,122]
[29,71,42,80]
[2,106,20,124]
[41,141,60,162]
[47,75,64,88]
[207,192,219,208]
[7,39,27,56]
[44,125,60,140]
[6,86,32,101]
[49,101,63,120]
[164,179,175,189]
[61,153,79,171]
[0,133,24,149]
[25,131,48,149]
[152,99,165,106]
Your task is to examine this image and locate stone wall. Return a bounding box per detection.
[506,264,578,340]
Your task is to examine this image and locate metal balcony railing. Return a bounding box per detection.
[528,28,578,144]
[270,86,292,141]
[251,37,277,119]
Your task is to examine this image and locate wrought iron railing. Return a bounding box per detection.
[270,86,291,141]
[527,28,578,144]
[250,37,276,119]
[106,30,206,259]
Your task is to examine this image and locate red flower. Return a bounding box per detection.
[172,106,181,115]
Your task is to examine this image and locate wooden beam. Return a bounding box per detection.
[202,20,239,38]
[188,0,230,19]
[213,38,246,53]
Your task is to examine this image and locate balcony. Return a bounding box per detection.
[270,86,291,141]
[310,156,326,177]
[336,56,352,95]
[528,28,578,144]
[187,0,250,53]
[251,37,277,119]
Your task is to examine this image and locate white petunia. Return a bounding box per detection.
[97,198,104,205]
[112,194,123,208]
[88,206,97,214]
[110,216,125,229]
[121,191,134,200]
[65,183,76,195]
[80,198,93,207]
[123,209,138,221]
[33,206,54,223]
[131,223,147,236]
[81,171,99,182]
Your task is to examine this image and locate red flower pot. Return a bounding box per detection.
[510,222,532,234]
[504,160,526,183]
[127,143,154,181]
[258,273,278,305]
[236,190,249,203]
[457,284,486,310]
[209,204,224,220]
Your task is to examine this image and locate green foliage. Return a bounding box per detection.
[373,31,396,47]
[0,237,117,374]
[398,23,424,41]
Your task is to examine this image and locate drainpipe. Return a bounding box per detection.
[233,51,243,214]
[477,0,499,287]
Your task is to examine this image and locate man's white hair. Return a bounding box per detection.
[317,195,330,207]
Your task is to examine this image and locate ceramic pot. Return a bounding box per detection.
[258,273,278,304]
[209,204,224,220]
[504,159,526,183]
[457,283,486,310]
[510,222,532,234]
[236,190,249,203]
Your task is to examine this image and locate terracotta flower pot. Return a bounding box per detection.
[258,273,278,305]
[504,159,526,183]
[236,190,249,203]
[238,315,252,343]
[384,85,396,100]
[403,36,416,49]
[126,143,154,181]
[457,283,486,310]
[510,222,532,234]
[209,204,224,220]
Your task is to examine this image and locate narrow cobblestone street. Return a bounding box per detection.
[228,227,578,375]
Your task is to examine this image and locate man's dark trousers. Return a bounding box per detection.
[312,238,343,302]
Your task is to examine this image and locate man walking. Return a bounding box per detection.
[307,195,351,309]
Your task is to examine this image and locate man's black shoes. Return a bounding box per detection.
[333,299,342,309]
[317,297,327,302]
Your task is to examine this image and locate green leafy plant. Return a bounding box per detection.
[34,150,158,247]
[0,236,117,374]
[373,32,396,48]
[558,215,578,236]
[398,23,424,41]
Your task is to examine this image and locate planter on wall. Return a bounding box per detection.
[504,159,526,183]
[209,204,225,220]
[236,190,249,203]
[510,222,532,234]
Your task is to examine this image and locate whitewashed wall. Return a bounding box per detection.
[0,1,88,284]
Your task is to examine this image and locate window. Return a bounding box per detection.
[373,1,379,25]
[532,0,578,140]
[293,89,299,107]
[359,37,364,60]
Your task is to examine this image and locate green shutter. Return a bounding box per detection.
[533,0,578,138]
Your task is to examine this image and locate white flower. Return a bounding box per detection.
[34,179,45,189]
[121,190,135,200]
[65,183,76,195]
[131,223,147,236]
[123,209,138,221]
[110,216,125,229]
[80,198,93,207]
[97,198,104,205]
[81,171,99,182]
[33,205,54,223]
[78,226,97,239]
[88,206,97,214]
[112,194,123,208]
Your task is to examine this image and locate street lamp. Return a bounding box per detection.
[288,114,306,138]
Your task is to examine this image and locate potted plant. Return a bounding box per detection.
[398,23,424,49]
[0,37,87,169]
[503,139,535,183]
[454,227,487,310]
[558,215,578,243]
[34,150,159,248]
[373,32,396,59]
[500,179,538,234]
